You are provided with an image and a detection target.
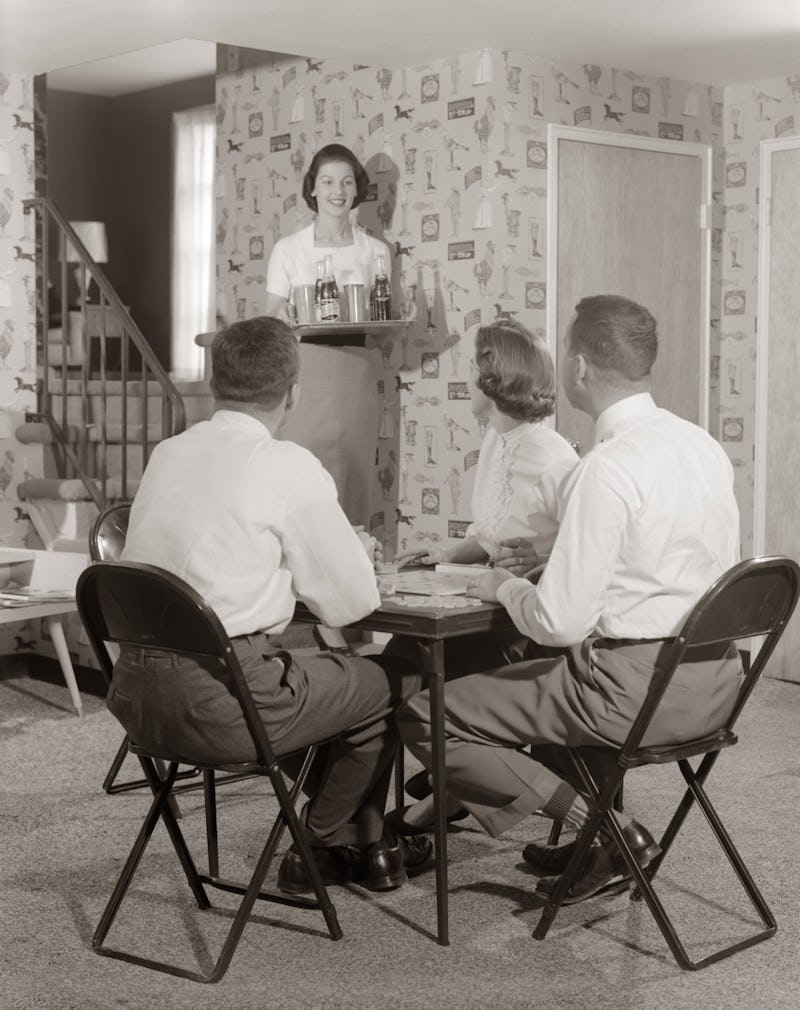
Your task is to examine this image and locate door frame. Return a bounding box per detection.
[754,135,800,556]
[545,124,713,430]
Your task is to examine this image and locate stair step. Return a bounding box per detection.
[42,376,166,395]
[18,477,139,503]
[16,421,164,445]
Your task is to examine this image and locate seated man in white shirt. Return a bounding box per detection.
[389,294,742,904]
[114,315,431,895]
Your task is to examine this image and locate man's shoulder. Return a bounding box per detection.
[269,436,337,485]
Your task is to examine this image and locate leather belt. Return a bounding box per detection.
[594,637,674,650]
[595,637,734,662]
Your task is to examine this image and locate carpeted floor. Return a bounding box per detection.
[2,662,800,1010]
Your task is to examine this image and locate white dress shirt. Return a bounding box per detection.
[468,422,578,558]
[497,394,740,646]
[121,411,380,637]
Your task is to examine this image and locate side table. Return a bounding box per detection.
[1,600,82,715]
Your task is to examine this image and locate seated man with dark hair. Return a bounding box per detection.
[390,294,742,903]
[114,315,430,894]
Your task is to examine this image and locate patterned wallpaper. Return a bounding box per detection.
[716,73,800,555]
[215,45,728,560]
[0,53,795,665]
[0,71,45,656]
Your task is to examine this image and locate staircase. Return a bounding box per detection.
[18,198,209,551]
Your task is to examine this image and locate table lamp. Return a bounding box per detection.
[63,220,108,304]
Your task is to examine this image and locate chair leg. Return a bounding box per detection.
[94,761,209,954]
[535,752,776,971]
[544,784,623,847]
[94,750,343,983]
[270,763,342,943]
[201,746,319,882]
[200,762,343,984]
[533,805,605,940]
[204,770,219,878]
[102,736,131,793]
[103,733,197,819]
[394,745,405,809]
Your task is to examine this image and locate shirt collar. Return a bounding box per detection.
[594,392,657,444]
[211,409,273,437]
[496,420,533,444]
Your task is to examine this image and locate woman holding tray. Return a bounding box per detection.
[263,144,391,527]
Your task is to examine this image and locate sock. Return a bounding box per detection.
[541,783,583,827]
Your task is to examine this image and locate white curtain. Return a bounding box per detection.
[171,105,215,380]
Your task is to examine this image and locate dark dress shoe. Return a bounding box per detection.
[522,837,578,875]
[362,830,433,891]
[535,819,661,905]
[384,803,469,836]
[276,843,364,895]
[405,770,432,800]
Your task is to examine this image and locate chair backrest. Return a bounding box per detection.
[89,502,131,561]
[623,555,800,757]
[76,560,276,766]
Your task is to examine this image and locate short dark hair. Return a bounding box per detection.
[210,316,298,408]
[569,295,657,381]
[302,144,371,212]
[474,319,556,422]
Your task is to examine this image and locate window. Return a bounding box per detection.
[171,105,215,380]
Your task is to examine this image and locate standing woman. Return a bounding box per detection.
[266,143,390,315]
[265,144,391,525]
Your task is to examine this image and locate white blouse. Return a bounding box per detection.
[468,422,578,559]
[266,222,390,299]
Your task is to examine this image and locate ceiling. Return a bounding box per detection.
[4,0,800,95]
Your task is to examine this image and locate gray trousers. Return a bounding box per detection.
[397,638,741,837]
[109,634,421,848]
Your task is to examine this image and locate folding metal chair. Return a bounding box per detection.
[88,503,204,798]
[533,555,800,970]
[76,560,342,983]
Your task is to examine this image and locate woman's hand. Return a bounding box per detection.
[491,537,541,577]
[395,547,448,568]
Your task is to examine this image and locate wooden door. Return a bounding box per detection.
[547,127,711,452]
[755,138,800,682]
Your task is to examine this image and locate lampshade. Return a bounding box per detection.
[63,221,108,264]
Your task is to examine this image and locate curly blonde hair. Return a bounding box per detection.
[473,319,556,422]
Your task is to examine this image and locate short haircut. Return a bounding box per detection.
[302,144,371,212]
[210,316,298,408]
[474,319,556,423]
[569,295,657,380]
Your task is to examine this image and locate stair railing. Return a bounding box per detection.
[23,198,186,508]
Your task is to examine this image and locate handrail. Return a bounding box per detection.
[23,197,186,506]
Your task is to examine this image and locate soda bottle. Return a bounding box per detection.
[314,259,325,323]
[371,254,391,321]
[318,254,340,322]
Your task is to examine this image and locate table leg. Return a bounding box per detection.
[419,638,448,946]
[45,616,83,716]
